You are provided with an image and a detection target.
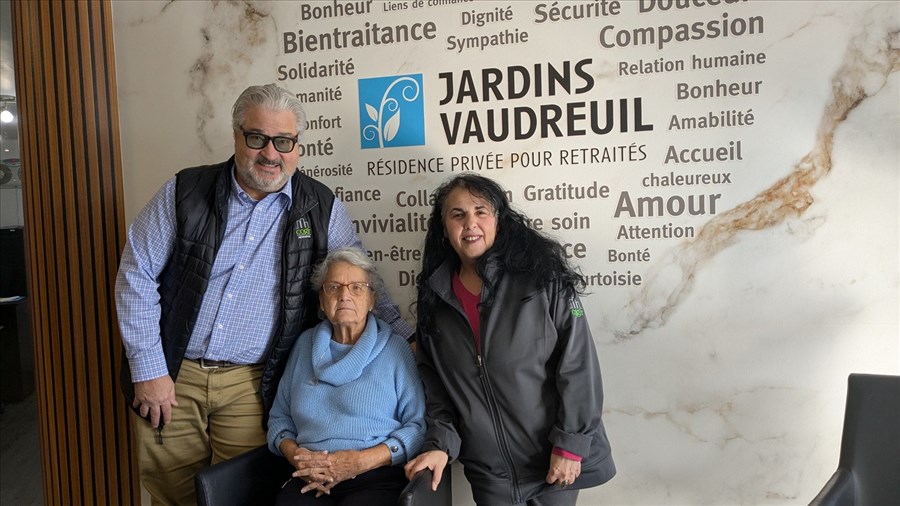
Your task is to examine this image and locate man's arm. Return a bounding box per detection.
[115,178,179,424]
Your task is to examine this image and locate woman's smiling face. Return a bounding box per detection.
[443,187,497,267]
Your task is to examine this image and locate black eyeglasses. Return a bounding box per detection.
[321,282,372,297]
[239,126,298,153]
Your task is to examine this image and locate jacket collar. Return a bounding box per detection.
[428,254,503,306]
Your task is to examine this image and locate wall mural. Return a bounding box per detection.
[113,1,898,504]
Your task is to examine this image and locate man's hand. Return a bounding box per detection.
[132,376,177,428]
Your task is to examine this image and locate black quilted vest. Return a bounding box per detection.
[120,157,333,427]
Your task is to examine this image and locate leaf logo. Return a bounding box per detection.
[569,297,585,318]
[358,74,425,149]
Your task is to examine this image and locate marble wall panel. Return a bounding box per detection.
[112,2,898,504]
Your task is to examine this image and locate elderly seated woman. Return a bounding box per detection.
[267,247,425,506]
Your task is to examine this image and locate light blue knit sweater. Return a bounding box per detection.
[267,314,425,465]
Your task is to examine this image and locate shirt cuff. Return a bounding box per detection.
[552,446,583,462]
[129,352,170,383]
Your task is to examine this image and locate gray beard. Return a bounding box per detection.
[237,157,294,194]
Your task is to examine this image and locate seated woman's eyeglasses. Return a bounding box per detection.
[239,126,298,153]
[322,282,371,297]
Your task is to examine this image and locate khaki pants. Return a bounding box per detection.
[132,359,267,506]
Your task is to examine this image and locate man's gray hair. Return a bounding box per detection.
[311,247,384,306]
[231,83,306,136]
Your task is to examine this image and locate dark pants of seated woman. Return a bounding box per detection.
[275,465,408,506]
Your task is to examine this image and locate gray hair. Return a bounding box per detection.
[311,247,383,307]
[231,84,306,136]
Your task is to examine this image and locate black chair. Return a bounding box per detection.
[195,444,451,506]
[398,465,451,506]
[809,373,900,506]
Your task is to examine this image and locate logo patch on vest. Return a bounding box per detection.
[294,218,312,240]
[570,297,585,318]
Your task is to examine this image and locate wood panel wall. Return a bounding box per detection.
[10,0,138,503]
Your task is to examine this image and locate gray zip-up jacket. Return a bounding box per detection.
[417,257,615,505]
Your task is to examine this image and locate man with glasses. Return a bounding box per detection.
[115,83,413,505]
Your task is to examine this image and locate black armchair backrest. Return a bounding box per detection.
[398,467,451,506]
[195,445,292,506]
[812,373,900,505]
[837,373,900,505]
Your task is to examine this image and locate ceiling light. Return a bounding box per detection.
[0,95,15,123]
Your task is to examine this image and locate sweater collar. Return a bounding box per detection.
[310,314,390,386]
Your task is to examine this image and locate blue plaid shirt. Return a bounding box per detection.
[116,166,413,382]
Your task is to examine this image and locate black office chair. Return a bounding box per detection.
[809,373,900,505]
[195,444,451,506]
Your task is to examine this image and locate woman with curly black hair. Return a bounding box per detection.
[405,174,615,505]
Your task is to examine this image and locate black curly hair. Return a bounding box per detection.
[416,173,584,335]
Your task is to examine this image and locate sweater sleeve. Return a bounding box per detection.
[416,329,463,461]
[546,282,605,459]
[382,337,426,465]
[266,330,307,456]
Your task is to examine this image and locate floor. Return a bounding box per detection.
[0,393,44,505]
